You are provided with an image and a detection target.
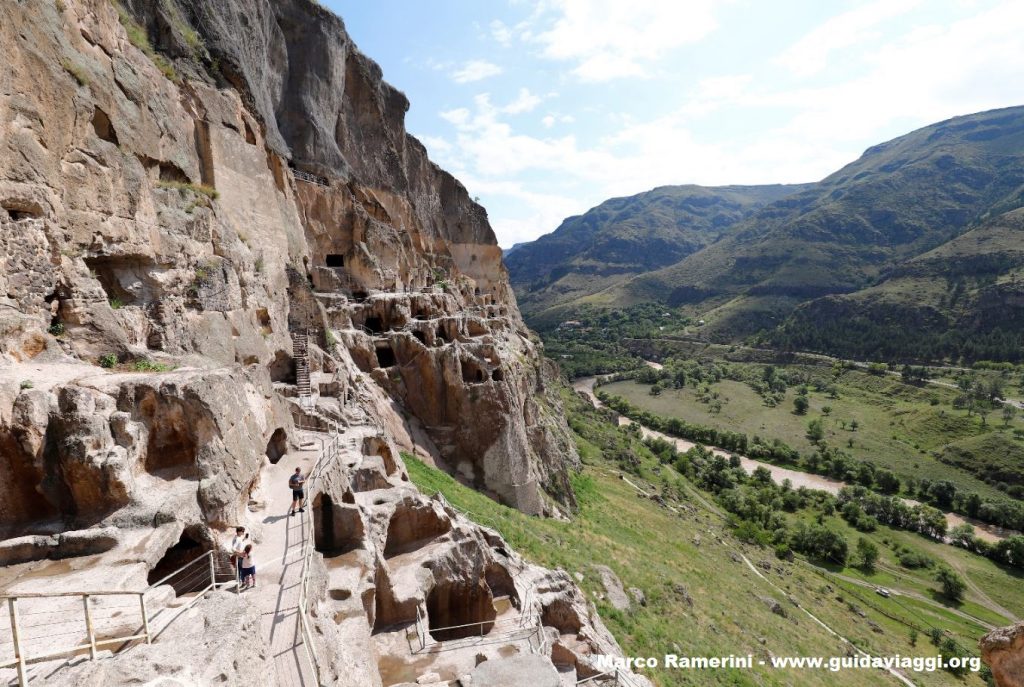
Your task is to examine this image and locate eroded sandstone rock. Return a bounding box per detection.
[982,621,1024,687]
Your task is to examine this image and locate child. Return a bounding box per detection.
[240,544,257,590]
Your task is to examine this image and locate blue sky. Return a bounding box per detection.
[328,0,1024,247]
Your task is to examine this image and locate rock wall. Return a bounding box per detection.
[0,0,578,515]
[0,1,606,683]
[982,621,1024,687]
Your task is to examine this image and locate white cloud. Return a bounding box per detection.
[459,177,584,247]
[429,0,1024,246]
[777,0,923,77]
[534,0,722,82]
[450,60,503,83]
[490,19,513,46]
[502,88,544,114]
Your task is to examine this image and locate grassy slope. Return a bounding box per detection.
[405,391,995,687]
[601,366,1023,501]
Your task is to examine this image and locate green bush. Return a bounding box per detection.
[99,354,118,369]
[48,322,66,337]
[19,380,33,390]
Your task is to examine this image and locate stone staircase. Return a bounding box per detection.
[292,329,312,407]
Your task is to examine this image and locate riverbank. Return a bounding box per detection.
[573,375,1014,544]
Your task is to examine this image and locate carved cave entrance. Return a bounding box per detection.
[147,529,210,594]
[266,427,288,464]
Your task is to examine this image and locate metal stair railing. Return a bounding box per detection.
[295,422,347,686]
[0,550,220,687]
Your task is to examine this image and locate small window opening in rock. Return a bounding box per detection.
[412,330,426,346]
[461,360,485,384]
[365,316,385,334]
[243,119,257,145]
[266,427,288,464]
[474,287,481,296]
[352,290,368,301]
[147,530,207,590]
[2,199,43,221]
[91,108,118,145]
[375,343,396,368]
[325,254,345,268]
[491,368,504,382]
[435,326,446,343]
[158,162,189,184]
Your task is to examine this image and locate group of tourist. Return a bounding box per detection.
[226,468,309,591]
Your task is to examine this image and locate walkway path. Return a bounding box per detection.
[253,442,319,687]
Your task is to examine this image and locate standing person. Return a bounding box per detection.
[229,526,249,583]
[288,467,306,516]
[240,544,256,590]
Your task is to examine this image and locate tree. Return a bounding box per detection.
[822,405,833,416]
[849,419,859,432]
[793,396,809,415]
[856,537,879,573]
[1003,405,1018,427]
[935,567,966,602]
[807,418,825,443]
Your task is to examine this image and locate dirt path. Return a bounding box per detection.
[824,567,999,630]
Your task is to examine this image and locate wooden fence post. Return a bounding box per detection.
[139,594,151,644]
[9,597,28,687]
[82,594,97,660]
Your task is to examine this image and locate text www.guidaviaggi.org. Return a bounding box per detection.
[595,653,983,673]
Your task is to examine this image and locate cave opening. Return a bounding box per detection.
[412,330,426,346]
[384,501,451,558]
[243,119,257,145]
[91,108,118,144]
[462,360,486,384]
[147,530,208,591]
[365,316,385,334]
[427,579,496,641]
[143,400,198,477]
[325,254,345,268]
[491,368,504,382]
[313,493,364,555]
[265,427,288,464]
[375,343,396,369]
[435,325,446,344]
[352,290,369,302]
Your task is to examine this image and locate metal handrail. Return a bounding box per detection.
[0,550,219,686]
[294,422,346,685]
[576,669,646,687]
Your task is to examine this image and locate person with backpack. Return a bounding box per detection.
[289,467,307,516]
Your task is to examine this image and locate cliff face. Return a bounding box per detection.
[0,0,577,519]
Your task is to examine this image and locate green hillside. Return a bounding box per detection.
[771,207,1024,362]
[512,106,1024,363]
[506,184,806,324]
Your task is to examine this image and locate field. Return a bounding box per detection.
[405,390,1003,687]
[602,365,1024,503]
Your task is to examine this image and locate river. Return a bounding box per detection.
[573,375,1014,544]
